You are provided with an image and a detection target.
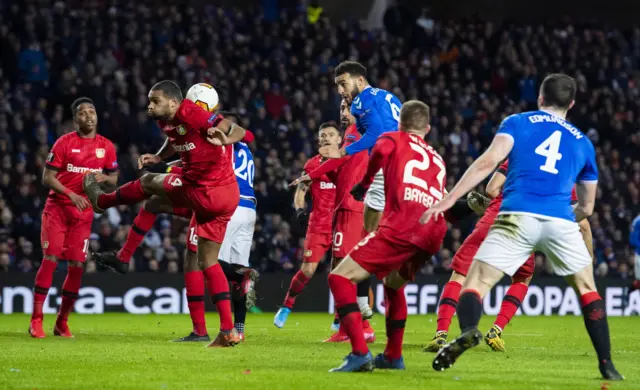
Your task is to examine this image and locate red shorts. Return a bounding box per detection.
[186,213,198,253]
[303,232,332,264]
[41,202,93,262]
[349,226,442,281]
[163,174,239,243]
[451,211,535,279]
[332,209,364,259]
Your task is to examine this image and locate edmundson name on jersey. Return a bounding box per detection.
[66,164,103,174]
[528,114,584,139]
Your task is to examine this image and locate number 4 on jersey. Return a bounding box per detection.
[535,130,563,174]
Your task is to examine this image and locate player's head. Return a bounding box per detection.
[220,111,239,124]
[334,61,368,104]
[71,97,97,134]
[538,73,576,113]
[318,121,341,148]
[339,99,355,129]
[398,100,431,136]
[148,80,183,120]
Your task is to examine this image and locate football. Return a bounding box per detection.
[186,83,219,112]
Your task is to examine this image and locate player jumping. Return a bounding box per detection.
[30,98,119,338]
[83,80,246,347]
[321,61,402,322]
[328,101,447,372]
[273,123,337,326]
[423,73,623,380]
[287,99,374,342]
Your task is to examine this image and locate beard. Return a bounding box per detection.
[340,118,350,129]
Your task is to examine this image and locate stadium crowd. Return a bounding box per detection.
[0,2,638,279]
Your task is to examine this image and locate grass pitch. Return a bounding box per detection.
[0,313,638,389]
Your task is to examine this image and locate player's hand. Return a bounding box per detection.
[420,196,456,224]
[206,127,228,146]
[138,154,161,169]
[289,175,311,188]
[68,192,91,212]
[467,191,491,216]
[350,183,366,202]
[319,145,343,159]
[93,172,110,183]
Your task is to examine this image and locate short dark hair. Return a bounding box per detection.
[540,73,576,110]
[334,61,367,79]
[71,97,94,116]
[319,121,339,131]
[220,111,239,122]
[150,80,183,101]
[400,100,430,130]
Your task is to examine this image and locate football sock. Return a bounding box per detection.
[436,281,462,332]
[185,271,207,336]
[97,179,146,210]
[218,260,243,284]
[328,274,368,356]
[32,259,57,321]
[384,285,407,360]
[631,280,640,291]
[283,270,310,309]
[494,282,528,330]
[118,207,157,263]
[580,292,612,363]
[232,289,247,334]
[457,290,483,333]
[203,264,233,332]
[57,266,83,323]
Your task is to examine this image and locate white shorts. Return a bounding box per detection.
[474,213,591,277]
[364,169,385,211]
[635,254,640,279]
[219,206,256,267]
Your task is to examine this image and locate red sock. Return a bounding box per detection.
[580,291,601,307]
[283,271,310,309]
[203,264,233,332]
[185,271,207,336]
[384,285,407,360]
[57,266,83,323]
[494,282,528,330]
[97,180,146,210]
[118,208,157,263]
[437,281,462,332]
[32,259,57,321]
[328,274,368,356]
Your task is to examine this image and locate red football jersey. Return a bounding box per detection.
[45,132,118,208]
[307,124,368,212]
[486,160,579,217]
[303,155,335,234]
[361,132,447,250]
[159,99,235,186]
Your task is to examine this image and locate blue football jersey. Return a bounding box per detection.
[497,110,598,221]
[233,142,256,209]
[345,86,402,155]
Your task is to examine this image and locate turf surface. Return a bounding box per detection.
[0,313,638,389]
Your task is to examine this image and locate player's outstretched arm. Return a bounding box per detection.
[420,134,513,224]
[574,181,597,222]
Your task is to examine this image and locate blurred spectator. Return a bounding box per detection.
[0,2,638,279]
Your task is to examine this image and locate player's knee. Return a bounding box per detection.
[450,271,467,284]
[300,262,318,278]
[511,275,532,285]
[43,255,58,262]
[383,271,407,290]
[68,260,84,268]
[184,250,199,272]
[139,173,164,195]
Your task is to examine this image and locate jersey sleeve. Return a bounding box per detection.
[103,141,119,173]
[576,142,598,183]
[496,114,518,142]
[345,97,385,155]
[45,138,67,171]
[361,135,395,189]
[175,99,223,131]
